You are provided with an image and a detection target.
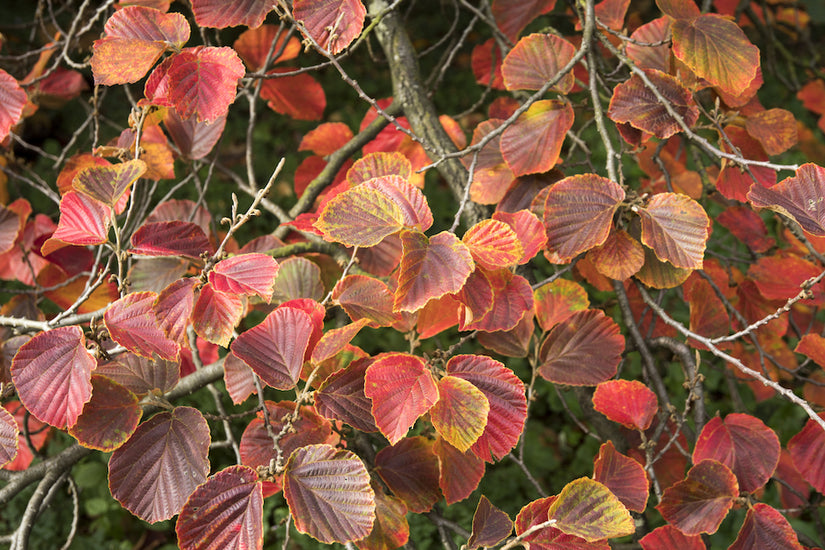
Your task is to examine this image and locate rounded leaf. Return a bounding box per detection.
[209,253,279,303]
[638,193,709,270]
[69,375,142,452]
[430,376,490,453]
[375,436,441,513]
[548,478,635,542]
[593,441,649,513]
[191,0,274,28]
[502,33,576,93]
[748,163,825,237]
[592,379,658,431]
[105,291,180,361]
[608,70,698,139]
[0,69,27,141]
[728,503,804,550]
[788,412,825,494]
[0,405,18,468]
[315,185,405,247]
[293,0,366,55]
[500,100,574,177]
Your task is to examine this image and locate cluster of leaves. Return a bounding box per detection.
[2,0,825,549]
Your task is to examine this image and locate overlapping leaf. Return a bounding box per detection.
[460,269,533,333]
[491,209,546,264]
[430,376,490,453]
[176,465,264,550]
[0,406,17,469]
[348,151,412,186]
[364,353,438,444]
[728,503,803,550]
[374,436,441,513]
[394,230,474,312]
[466,119,515,204]
[748,163,825,236]
[153,277,197,346]
[360,175,433,231]
[787,412,825,493]
[534,278,590,331]
[131,221,213,259]
[592,379,658,431]
[468,496,513,549]
[543,174,625,261]
[316,185,405,246]
[315,358,378,432]
[41,191,111,256]
[500,100,574,177]
[284,444,375,543]
[230,307,313,390]
[548,478,635,541]
[293,0,366,55]
[745,108,798,156]
[588,229,645,281]
[163,108,226,160]
[608,70,698,139]
[271,256,325,304]
[192,283,245,347]
[639,525,705,550]
[356,484,409,550]
[716,206,775,253]
[593,441,649,513]
[259,69,326,121]
[491,0,556,41]
[502,33,576,93]
[332,275,398,327]
[105,291,180,361]
[209,253,279,302]
[73,159,146,208]
[191,0,274,28]
[109,407,210,523]
[656,459,738,535]
[0,69,26,141]
[538,310,625,386]
[516,498,610,549]
[68,375,141,451]
[95,353,179,396]
[433,438,485,504]
[11,326,95,429]
[638,193,709,270]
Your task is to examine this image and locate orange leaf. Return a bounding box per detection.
[638,193,709,270]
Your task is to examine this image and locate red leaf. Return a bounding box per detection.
[492,209,546,264]
[176,465,264,550]
[503,33,576,93]
[130,220,214,259]
[300,122,353,156]
[543,174,625,261]
[430,376,490,453]
[796,333,825,367]
[259,69,326,120]
[460,269,533,333]
[191,0,274,28]
[109,407,210,523]
[0,406,17,469]
[745,108,798,156]
[192,283,245,347]
[153,277,197,346]
[748,163,825,237]
[332,275,398,327]
[347,151,412,186]
[608,70,698,139]
[41,191,111,256]
[96,353,179,396]
[639,525,705,550]
[656,459,738,535]
[68,374,141,453]
[10,327,93,429]
[468,496,513,549]
[471,40,506,90]
[223,353,256,405]
[91,6,189,85]
[433,438,485,505]
[638,193,710,270]
[533,278,590,331]
[476,313,534,358]
[310,319,369,365]
[230,307,313,390]
[627,17,671,72]
[500,100,574,176]
[0,69,27,141]
[749,253,825,303]
[284,444,375,543]
[716,205,774,253]
[466,119,515,204]
[729,503,803,550]
[788,412,825,493]
[447,354,527,462]
[394,230,474,312]
[209,253,279,303]
[361,175,433,232]
[293,0,366,55]
[105,291,180,361]
[2,401,50,472]
[515,496,610,550]
[539,310,624,386]
[592,379,657,431]
[364,353,438,445]
[491,0,556,41]
[548,478,635,541]
[316,184,405,247]
[163,108,226,160]
[375,436,441,513]
[593,441,649,513]
[315,357,378,433]
[356,484,409,550]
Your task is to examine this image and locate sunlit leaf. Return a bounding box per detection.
[293,0,366,55]
[491,0,556,41]
[209,253,279,303]
[394,230,474,312]
[375,436,440,513]
[515,496,610,549]
[271,256,325,304]
[638,193,709,270]
[433,438,485,505]
[230,307,313,390]
[73,159,146,208]
[627,17,671,72]
[105,291,180,361]
[729,503,804,550]
[191,0,274,28]
[316,185,405,247]
[466,119,515,204]
[593,441,648,513]
[543,174,625,261]
[476,313,534,358]
[109,407,210,523]
[191,283,245,347]
[355,483,409,550]
[234,25,301,72]
[130,220,213,259]
[592,379,657,431]
[501,100,574,177]
[176,465,264,550]
[447,355,527,462]
[332,275,398,327]
[364,353,438,445]
[430,376,489,453]
[608,70,698,139]
[41,191,111,256]
[748,252,825,303]
[787,412,825,493]
[96,353,179,396]
[533,278,590,332]
[153,277,197,346]
[468,496,512,549]
[588,228,644,281]
[285,444,374,543]
[492,209,546,264]
[348,151,412,186]
[745,108,798,156]
[460,269,533,333]
[69,375,142,452]
[0,69,26,141]
[163,108,226,160]
[471,39,506,90]
[656,459,738,535]
[548,478,635,542]
[748,163,825,236]
[1,401,50,472]
[502,33,576,93]
[639,525,705,550]
[260,69,326,120]
[538,310,624,386]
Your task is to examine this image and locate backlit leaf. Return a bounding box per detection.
[300,122,353,155]
[502,33,576,93]
[534,278,590,331]
[745,108,798,156]
[693,414,779,493]
[543,174,625,261]
[729,503,803,550]
[230,307,313,390]
[548,478,635,542]
[638,193,709,270]
[176,465,264,550]
[375,436,440,513]
[168,46,245,123]
[492,209,546,264]
[608,70,698,139]
[293,0,366,55]
[539,310,624,386]
[0,406,17,468]
[433,438,485,505]
[109,407,210,523]
[639,525,705,550]
[500,100,574,177]
[593,441,649,513]
[588,228,644,281]
[153,277,197,346]
[0,70,26,141]
[284,444,375,543]
[749,253,825,303]
[787,412,825,493]
[471,40,506,91]
[656,459,738,535]
[191,0,274,28]
[491,0,556,41]
[69,375,141,452]
[163,108,226,160]
[347,152,412,186]
[332,275,398,327]
[41,191,111,256]
[105,291,180,361]
[748,163,825,236]
[209,253,279,303]
[430,376,489,453]
[95,353,179,396]
[10,326,94,429]
[592,379,657,431]
[131,220,213,259]
[260,69,326,120]
[364,353,438,445]
[394,230,474,313]
[466,119,515,204]
[515,496,609,550]
[460,269,533,333]
[73,159,146,208]
[715,205,774,253]
[634,245,693,289]
[468,496,512,549]
[316,185,405,247]
[463,220,523,271]
[355,484,409,550]
[447,354,527,462]
[315,357,378,432]
[234,25,301,72]
[192,283,245,347]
